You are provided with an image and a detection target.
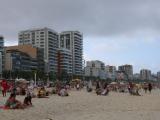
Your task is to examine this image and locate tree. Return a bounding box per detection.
[59,70,69,81]
[49,71,56,82]
[2,70,10,79]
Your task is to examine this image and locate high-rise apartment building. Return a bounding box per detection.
[105,65,116,80]
[140,69,151,80]
[133,73,140,80]
[57,49,72,75]
[0,36,4,75]
[157,71,160,81]
[18,28,59,72]
[85,60,106,79]
[59,31,83,76]
[118,64,133,80]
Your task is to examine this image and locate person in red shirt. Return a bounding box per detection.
[1,80,8,97]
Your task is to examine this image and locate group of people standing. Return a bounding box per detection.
[143,83,153,93]
[127,82,153,96]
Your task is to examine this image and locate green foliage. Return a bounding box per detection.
[49,71,56,81]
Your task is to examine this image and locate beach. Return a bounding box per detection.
[0,89,160,120]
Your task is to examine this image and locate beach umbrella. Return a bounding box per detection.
[15,78,29,83]
[120,82,125,85]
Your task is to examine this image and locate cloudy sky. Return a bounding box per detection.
[0,0,160,73]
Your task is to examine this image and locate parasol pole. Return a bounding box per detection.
[34,71,37,86]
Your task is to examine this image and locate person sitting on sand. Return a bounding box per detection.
[96,88,102,95]
[101,88,109,96]
[135,84,141,96]
[37,87,47,98]
[5,93,24,109]
[23,90,32,106]
[101,83,109,96]
[95,81,102,95]
[58,87,69,96]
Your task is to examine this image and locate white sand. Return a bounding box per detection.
[0,89,160,120]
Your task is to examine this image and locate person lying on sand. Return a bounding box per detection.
[5,93,25,109]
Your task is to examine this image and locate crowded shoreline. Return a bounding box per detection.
[0,79,160,120]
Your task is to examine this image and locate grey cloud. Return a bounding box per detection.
[1,0,160,42]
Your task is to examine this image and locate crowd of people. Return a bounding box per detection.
[0,79,156,110]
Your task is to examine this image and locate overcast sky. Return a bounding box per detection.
[0,0,160,73]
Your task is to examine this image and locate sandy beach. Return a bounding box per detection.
[0,89,160,120]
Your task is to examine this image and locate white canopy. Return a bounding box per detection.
[15,78,29,83]
[110,82,117,85]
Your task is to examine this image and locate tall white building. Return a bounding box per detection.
[59,31,83,76]
[133,73,140,80]
[140,69,151,80]
[105,65,116,80]
[18,28,59,72]
[118,64,133,80]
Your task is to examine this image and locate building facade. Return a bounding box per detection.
[133,73,140,80]
[57,48,72,75]
[4,45,44,72]
[18,28,59,72]
[59,31,83,76]
[140,69,151,80]
[157,72,160,81]
[105,65,116,80]
[0,36,4,75]
[85,60,106,79]
[118,64,133,80]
